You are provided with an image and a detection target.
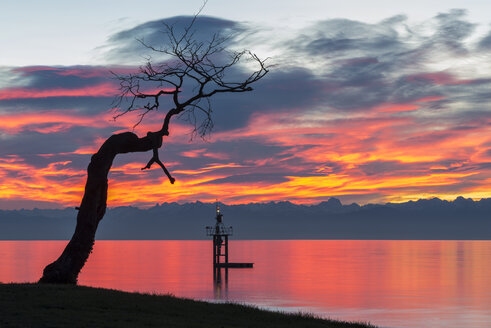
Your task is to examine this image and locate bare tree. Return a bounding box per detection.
[39,16,269,284]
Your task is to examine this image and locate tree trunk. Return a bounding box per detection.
[39,132,156,284]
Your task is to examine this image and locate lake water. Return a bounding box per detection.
[0,240,490,328]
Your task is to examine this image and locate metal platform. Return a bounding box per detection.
[216,262,254,268]
[206,225,233,236]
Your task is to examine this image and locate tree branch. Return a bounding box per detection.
[141,148,175,184]
[112,11,269,181]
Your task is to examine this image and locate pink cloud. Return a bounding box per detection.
[406,72,475,86]
[0,83,117,100]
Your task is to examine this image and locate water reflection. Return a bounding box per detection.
[213,268,228,300]
[0,240,490,328]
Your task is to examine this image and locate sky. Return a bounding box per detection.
[0,0,490,209]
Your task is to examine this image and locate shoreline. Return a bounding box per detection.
[0,283,376,327]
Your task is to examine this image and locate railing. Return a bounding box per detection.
[206,225,233,236]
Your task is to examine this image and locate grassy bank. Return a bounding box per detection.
[0,283,375,328]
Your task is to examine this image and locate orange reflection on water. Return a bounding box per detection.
[0,240,490,328]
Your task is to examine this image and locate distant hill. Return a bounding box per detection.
[0,197,490,240]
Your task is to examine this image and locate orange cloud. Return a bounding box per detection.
[0,110,114,134]
[0,88,489,208]
[0,157,85,205]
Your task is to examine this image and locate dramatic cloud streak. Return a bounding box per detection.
[0,13,490,208]
[0,83,116,100]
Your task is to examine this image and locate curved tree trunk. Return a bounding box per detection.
[36,16,269,283]
[39,131,157,284]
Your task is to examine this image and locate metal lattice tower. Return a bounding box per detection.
[206,204,233,269]
[205,203,253,283]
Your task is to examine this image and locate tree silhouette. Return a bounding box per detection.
[39,15,269,284]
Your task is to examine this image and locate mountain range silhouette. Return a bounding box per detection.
[1,197,489,240]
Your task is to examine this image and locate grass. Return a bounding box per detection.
[0,283,376,328]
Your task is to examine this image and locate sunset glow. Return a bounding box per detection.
[1,8,490,209]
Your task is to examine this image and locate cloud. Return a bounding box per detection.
[101,16,247,64]
[199,173,289,185]
[0,83,116,100]
[0,110,119,134]
[0,11,490,208]
[281,10,491,112]
[478,30,491,49]
[204,67,326,131]
[0,66,118,119]
[299,16,407,58]
[11,66,111,90]
[433,9,475,52]
[0,126,118,156]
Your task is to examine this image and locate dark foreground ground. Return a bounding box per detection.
[0,283,375,328]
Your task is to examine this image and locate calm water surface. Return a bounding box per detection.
[1,240,490,328]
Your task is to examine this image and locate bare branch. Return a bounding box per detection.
[112,8,270,180]
[141,148,175,184]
